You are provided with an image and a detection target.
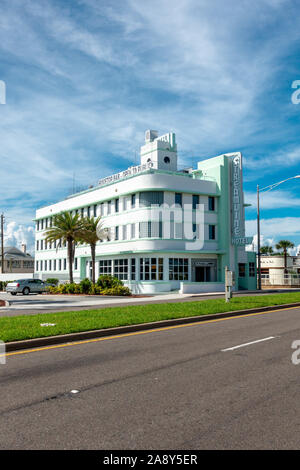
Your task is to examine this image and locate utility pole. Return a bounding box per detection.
[1,214,4,274]
[257,185,261,290]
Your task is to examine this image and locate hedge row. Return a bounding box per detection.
[47,275,131,296]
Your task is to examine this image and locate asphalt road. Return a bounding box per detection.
[1,306,300,449]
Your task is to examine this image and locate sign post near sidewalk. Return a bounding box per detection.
[225,266,234,302]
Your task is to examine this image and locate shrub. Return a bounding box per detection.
[80,278,92,294]
[0,280,12,291]
[47,286,58,294]
[46,278,59,286]
[96,275,123,289]
[66,283,77,294]
[101,286,131,296]
[45,280,130,296]
[59,284,69,294]
[74,284,81,294]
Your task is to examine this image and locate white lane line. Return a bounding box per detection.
[221,336,277,352]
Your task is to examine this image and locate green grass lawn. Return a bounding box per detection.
[1,292,300,343]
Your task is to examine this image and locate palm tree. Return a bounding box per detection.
[260,246,274,255]
[77,216,109,284]
[44,211,83,283]
[275,240,295,273]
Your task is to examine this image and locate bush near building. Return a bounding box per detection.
[0,280,12,291]
[46,278,59,286]
[47,275,131,296]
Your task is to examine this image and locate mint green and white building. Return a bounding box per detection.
[34,130,256,293]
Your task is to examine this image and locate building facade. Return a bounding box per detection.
[0,245,34,274]
[35,131,256,293]
[260,254,300,287]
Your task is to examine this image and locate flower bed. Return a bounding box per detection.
[46,275,131,296]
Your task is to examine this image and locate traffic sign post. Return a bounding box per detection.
[225,266,234,302]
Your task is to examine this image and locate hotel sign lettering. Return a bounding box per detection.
[98,161,153,187]
[231,154,252,246]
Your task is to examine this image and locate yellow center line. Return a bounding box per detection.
[2,305,300,358]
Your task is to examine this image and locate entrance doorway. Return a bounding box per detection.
[195,266,211,282]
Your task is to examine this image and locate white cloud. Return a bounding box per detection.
[245,189,300,210]
[4,221,35,255]
[246,217,300,241]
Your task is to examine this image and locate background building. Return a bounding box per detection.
[260,254,300,287]
[0,244,34,274]
[35,131,256,293]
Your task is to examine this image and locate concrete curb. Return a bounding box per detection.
[5,301,300,352]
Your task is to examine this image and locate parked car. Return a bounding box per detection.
[6,279,48,295]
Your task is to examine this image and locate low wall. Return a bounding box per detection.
[125,281,172,294]
[0,273,36,282]
[179,282,225,294]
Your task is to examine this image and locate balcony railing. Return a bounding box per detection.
[261,274,300,287]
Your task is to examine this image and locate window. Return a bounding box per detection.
[139,222,150,238]
[131,194,136,209]
[44,260,47,271]
[115,199,119,213]
[140,258,163,281]
[107,201,111,214]
[87,206,91,217]
[139,221,162,238]
[192,195,199,210]
[208,196,215,211]
[41,219,44,230]
[40,260,43,271]
[114,259,128,281]
[169,258,188,281]
[131,223,136,239]
[36,221,39,231]
[36,240,39,251]
[175,223,183,239]
[64,259,67,270]
[164,156,170,163]
[249,262,255,277]
[139,191,164,207]
[175,193,182,207]
[122,225,127,240]
[99,260,112,276]
[36,261,39,271]
[59,259,62,271]
[192,223,198,240]
[209,225,216,240]
[53,259,56,271]
[100,203,104,216]
[131,259,136,280]
[93,205,97,217]
[81,208,84,218]
[23,261,33,268]
[41,240,43,250]
[123,196,128,211]
[49,260,52,271]
[74,258,78,270]
[45,218,48,228]
[239,263,246,277]
[115,226,119,241]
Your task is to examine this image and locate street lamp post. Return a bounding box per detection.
[257,175,300,290]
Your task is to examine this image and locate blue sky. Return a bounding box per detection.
[0,0,300,253]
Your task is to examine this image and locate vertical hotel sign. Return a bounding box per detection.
[231,153,252,246]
